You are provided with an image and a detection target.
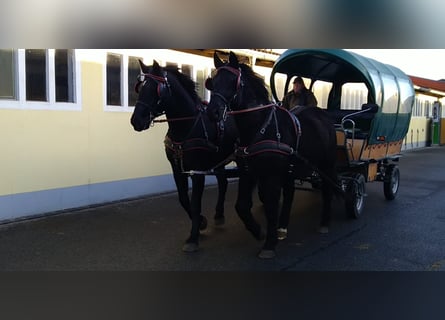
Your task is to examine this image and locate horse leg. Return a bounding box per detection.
[257,175,282,259]
[172,172,192,219]
[183,174,207,252]
[214,174,228,226]
[277,176,295,240]
[319,171,335,234]
[235,173,263,241]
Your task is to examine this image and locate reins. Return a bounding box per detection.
[153,115,197,123]
[226,103,276,115]
[151,102,206,123]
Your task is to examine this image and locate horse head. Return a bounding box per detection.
[206,51,245,122]
[207,51,270,123]
[130,59,171,132]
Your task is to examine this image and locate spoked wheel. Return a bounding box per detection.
[344,173,366,219]
[383,164,400,200]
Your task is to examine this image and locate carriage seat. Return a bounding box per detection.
[328,103,378,139]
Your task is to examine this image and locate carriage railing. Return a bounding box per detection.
[333,103,379,140]
[341,105,377,120]
[335,105,378,166]
[341,118,356,148]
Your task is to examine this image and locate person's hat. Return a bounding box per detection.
[293,77,304,84]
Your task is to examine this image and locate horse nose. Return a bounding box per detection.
[130,113,144,132]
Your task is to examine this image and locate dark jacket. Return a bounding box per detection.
[282,88,318,110]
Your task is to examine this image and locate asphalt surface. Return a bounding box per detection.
[1,146,445,271]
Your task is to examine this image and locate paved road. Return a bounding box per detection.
[1,146,445,270]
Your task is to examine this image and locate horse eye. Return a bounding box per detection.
[137,74,145,82]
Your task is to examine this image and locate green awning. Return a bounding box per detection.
[270,49,415,144]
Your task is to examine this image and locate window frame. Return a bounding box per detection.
[104,52,140,112]
[0,49,81,111]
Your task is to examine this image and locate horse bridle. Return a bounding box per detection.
[134,71,172,127]
[135,69,205,129]
[135,71,170,97]
[208,66,244,120]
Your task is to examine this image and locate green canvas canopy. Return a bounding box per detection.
[270,49,415,144]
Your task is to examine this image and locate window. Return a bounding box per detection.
[340,82,368,110]
[380,75,399,113]
[55,49,74,102]
[0,49,15,99]
[128,56,141,106]
[181,64,192,78]
[398,79,414,114]
[271,72,288,101]
[312,80,333,109]
[0,49,80,110]
[414,95,436,118]
[196,69,206,101]
[105,52,146,111]
[26,49,47,101]
[106,53,122,106]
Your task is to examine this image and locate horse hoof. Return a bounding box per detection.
[318,226,329,234]
[214,216,225,226]
[258,249,276,259]
[182,242,199,252]
[199,216,208,231]
[277,228,288,240]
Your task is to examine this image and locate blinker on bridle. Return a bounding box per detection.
[135,72,170,97]
[209,66,243,119]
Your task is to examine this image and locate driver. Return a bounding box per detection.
[281,77,318,110]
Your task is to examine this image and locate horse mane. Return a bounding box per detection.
[164,65,200,101]
[239,63,271,103]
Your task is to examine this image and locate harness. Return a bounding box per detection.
[162,108,224,172]
[136,70,231,173]
[208,65,303,171]
[234,104,301,158]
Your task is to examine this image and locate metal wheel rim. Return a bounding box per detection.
[355,182,364,211]
[390,170,400,194]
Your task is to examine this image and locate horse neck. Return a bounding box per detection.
[234,110,268,145]
[164,87,204,140]
[235,86,272,145]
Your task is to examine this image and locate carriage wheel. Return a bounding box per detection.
[383,164,400,200]
[345,173,366,219]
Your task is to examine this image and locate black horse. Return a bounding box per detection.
[130,60,238,252]
[206,51,338,258]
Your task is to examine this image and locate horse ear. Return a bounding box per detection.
[138,59,147,70]
[214,51,224,68]
[228,51,239,67]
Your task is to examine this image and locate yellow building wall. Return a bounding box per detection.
[0,59,171,197]
[403,117,431,149]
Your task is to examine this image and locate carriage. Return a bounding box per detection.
[132,49,415,258]
[270,49,415,218]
